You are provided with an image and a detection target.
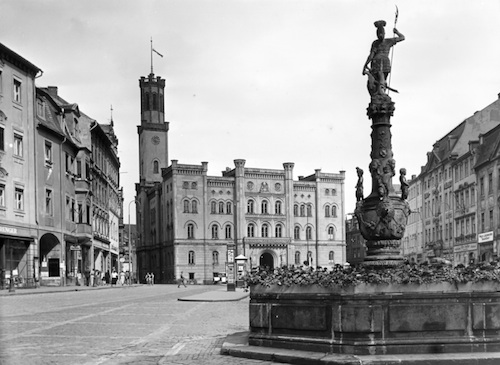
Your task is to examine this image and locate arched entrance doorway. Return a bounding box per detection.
[39,233,61,286]
[259,252,274,269]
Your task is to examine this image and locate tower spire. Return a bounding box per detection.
[110,104,114,126]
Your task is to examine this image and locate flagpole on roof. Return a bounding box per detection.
[150,37,154,75]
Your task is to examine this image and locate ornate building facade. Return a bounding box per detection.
[0,43,122,289]
[402,94,500,264]
[135,72,346,284]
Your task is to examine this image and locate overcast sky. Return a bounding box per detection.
[2,0,500,223]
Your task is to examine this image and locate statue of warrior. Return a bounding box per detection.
[362,20,405,96]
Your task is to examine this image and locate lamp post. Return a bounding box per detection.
[128,199,138,286]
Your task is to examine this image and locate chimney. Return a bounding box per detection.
[47,86,58,96]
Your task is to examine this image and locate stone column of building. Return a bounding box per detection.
[314,169,321,266]
[234,160,246,257]
[283,163,295,264]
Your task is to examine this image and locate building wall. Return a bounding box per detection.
[0,44,40,288]
[402,94,500,265]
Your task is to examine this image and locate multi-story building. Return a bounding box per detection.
[0,43,41,288]
[345,215,365,265]
[473,123,500,263]
[0,43,122,289]
[402,93,500,264]
[136,71,346,284]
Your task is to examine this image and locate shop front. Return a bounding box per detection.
[454,242,478,266]
[478,231,494,263]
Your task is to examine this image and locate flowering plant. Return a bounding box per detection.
[246,261,500,288]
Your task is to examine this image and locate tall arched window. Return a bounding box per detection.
[247,200,254,214]
[211,201,216,214]
[261,200,268,214]
[328,226,335,240]
[295,251,301,265]
[306,226,312,240]
[294,204,299,216]
[187,223,194,239]
[226,202,232,214]
[218,202,224,214]
[262,223,269,237]
[275,201,282,215]
[325,205,330,217]
[153,160,159,174]
[329,251,334,263]
[332,205,337,217]
[247,223,255,237]
[307,204,312,217]
[183,200,190,213]
[300,205,305,217]
[225,225,232,239]
[275,224,283,238]
[188,250,195,265]
[191,200,198,213]
[213,251,219,265]
[294,226,300,240]
[211,224,219,239]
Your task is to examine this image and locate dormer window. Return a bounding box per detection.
[37,99,45,118]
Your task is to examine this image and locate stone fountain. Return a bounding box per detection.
[242,20,500,359]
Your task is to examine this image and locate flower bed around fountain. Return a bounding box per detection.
[247,263,500,355]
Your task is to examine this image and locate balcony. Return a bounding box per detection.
[244,237,291,248]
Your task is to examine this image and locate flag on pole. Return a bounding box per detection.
[152,48,164,58]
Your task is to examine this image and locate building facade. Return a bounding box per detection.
[0,43,41,289]
[0,43,123,289]
[136,71,346,284]
[402,94,500,264]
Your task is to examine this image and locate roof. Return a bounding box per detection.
[0,42,42,76]
[474,123,500,169]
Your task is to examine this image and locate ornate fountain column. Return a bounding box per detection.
[355,20,410,267]
[355,93,410,267]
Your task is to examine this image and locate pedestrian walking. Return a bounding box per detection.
[150,272,155,286]
[111,268,118,286]
[119,271,125,285]
[178,271,187,288]
[145,273,150,285]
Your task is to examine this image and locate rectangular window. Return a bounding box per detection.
[489,210,494,230]
[76,159,82,178]
[488,173,493,194]
[0,184,5,207]
[45,189,53,215]
[37,99,45,118]
[66,196,70,219]
[44,141,52,163]
[71,199,76,222]
[0,126,4,151]
[13,79,21,102]
[15,187,24,210]
[480,177,484,196]
[78,203,83,223]
[14,133,23,157]
[86,204,91,224]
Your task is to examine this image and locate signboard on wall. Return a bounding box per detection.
[478,231,494,243]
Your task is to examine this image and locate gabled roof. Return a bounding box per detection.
[474,123,500,169]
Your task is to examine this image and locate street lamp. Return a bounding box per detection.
[128,199,138,285]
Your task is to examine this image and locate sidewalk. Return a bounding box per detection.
[178,287,249,302]
[221,332,500,365]
[0,283,141,296]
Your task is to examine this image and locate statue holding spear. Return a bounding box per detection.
[362,8,404,96]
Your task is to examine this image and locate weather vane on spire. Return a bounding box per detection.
[150,37,164,75]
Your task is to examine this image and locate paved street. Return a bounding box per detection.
[0,285,285,365]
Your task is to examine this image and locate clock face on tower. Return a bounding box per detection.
[151,135,160,145]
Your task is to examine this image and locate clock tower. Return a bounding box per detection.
[137,73,169,183]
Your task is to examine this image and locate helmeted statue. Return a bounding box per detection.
[362,20,405,96]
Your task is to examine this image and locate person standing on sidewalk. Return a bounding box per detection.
[178,271,186,288]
